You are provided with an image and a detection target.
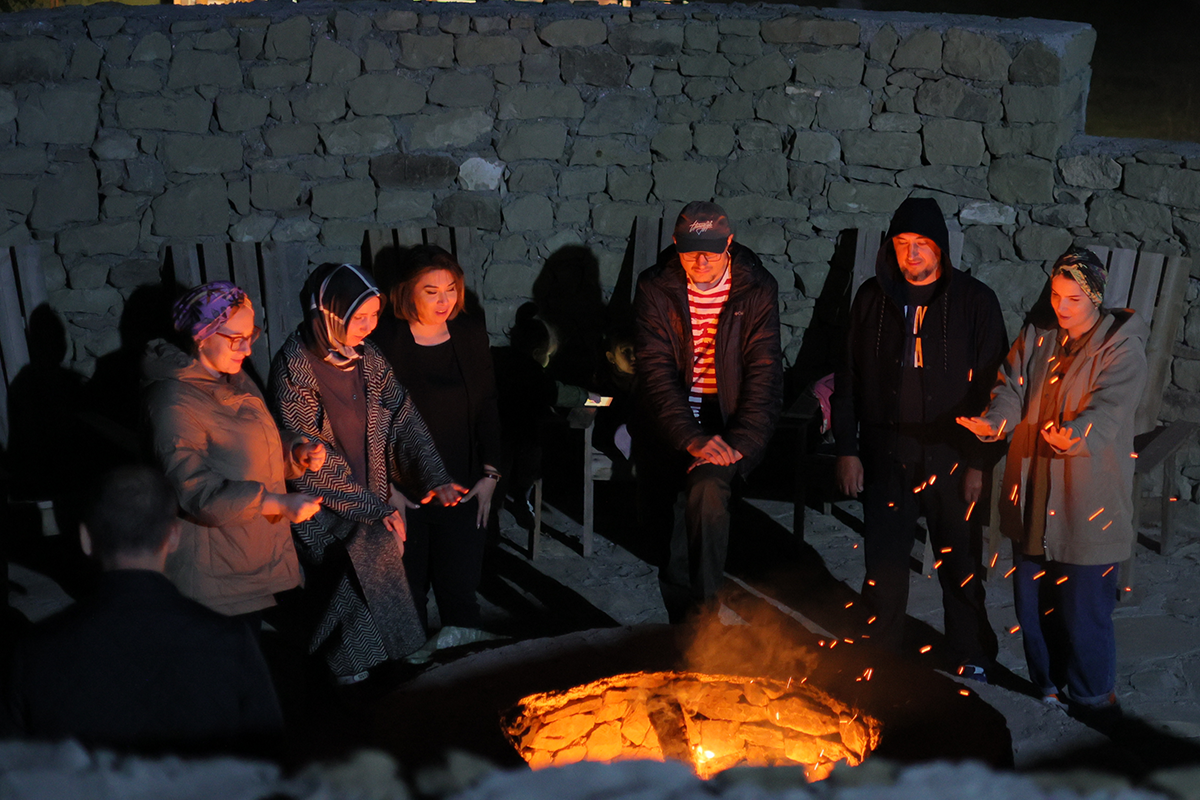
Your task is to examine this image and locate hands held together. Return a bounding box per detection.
[686,435,743,473]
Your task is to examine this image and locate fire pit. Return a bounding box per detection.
[502,670,881,780]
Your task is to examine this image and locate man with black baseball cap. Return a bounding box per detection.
[633,201,783,623]
[832,196,1007,680]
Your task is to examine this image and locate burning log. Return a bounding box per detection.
[501,671,882,780]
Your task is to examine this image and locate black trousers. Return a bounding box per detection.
[859,454,997,668]
[638,400,738,623]
[402,499,484,631]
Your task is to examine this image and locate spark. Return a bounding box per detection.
[950,463,959,474]
[1088,508,1104,521]
[1019,375,1024,386]
[1102,520,1113,530]
[1056,576,1069,585]
[1049,509,1056,516]
[929,474,938,485]
[1085,422,1093,436]
[1125,587,1132,593]
[1131,452,1138,459]
[1037,335,1044,347]
[786,677,793,689]
[1033,570,1046,580]
[887,502,895,508]
[853,543,859,549]
[968,369,973,381]
[867,579,876,586]
[933,559,943,569]
[940,547,953,553]
[1044,608,1055,616]
[1049,375,1060,384]
[1010,485,1019,502]
[990,552,999,569]
[1102,566,1114,577]
[920,645,932,654]
[844,638,854,644]
[864,668,873,681]
[913,481,928,493]
[1048,355,1056,364]
[818,640,825,647]
[997,419,1007,435]
[1004,567,1017,578]
[867,616,876,624]
[829,640,838,649]
[1009,624,1020,634]
[845,601,854,608]
[960,689,971,696]
[1044,421,1055,430]
[965,500,976,520]
[961,574,975,588]
[1172,497,1179,502]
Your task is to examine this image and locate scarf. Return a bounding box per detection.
[300,264,380,370]
[1052,248,1107,308]
[171,281,248,341]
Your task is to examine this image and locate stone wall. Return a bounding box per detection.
[3,1,1200,499]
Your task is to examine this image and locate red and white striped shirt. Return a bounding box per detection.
[687,266,731,417]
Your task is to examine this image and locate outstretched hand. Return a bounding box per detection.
[463,474,497,529]
[956,416,1006,441]
[422,482,470,507]
[1041,423,1081,453]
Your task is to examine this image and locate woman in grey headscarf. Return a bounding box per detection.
[269,263,465,684]
[959,248,1148,714]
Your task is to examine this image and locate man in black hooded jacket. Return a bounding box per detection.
[634,201,783,623]
[832,196,1006,678]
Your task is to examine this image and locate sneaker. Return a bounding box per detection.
[1042,693,1068,711]
[957,664,988,684]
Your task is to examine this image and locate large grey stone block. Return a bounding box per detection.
[841,130,921,170]
[400,33,454,69]
[132,31,171,62]
[568,136,649,167]
[68,40,103,81]
[332,10,371,42]
[291,86,347,124]
[507,163,555,193]
[789,163,826,197]
[560,167,606,196]
[871,112,921,132]
[162,134,243,174]
[456,36,522,68]
[376,10,419,32]
[311,38,361,83]
[1089,195,1176,239]
[377,189,434,222]
[117,96,211,133]
[827,181,907,214]
[1123,163,1200,210]
[347,74,424,116]
[891,29,941,71]
[539,19,607,47]
[894,165,988,200]
[870,25,899,65]
[216,93,271,132]
[963,226,1017,265]
[756,90,816,128]
[496,121,566,161]
[685,22,719,53]
[607,167,652,202]
[560,49,628,87]
[265,123,319,157]
[718,152,787,194]
[321,117,397,155]
[923,118,984,167]
[1058,154,1121,190]
[679,53,730,78]
[988,156,1055,204]
[710,93,753,123]
[483,261,538,299]
[817,87,871,130]
[916,77,1002,123]
[107,65,162,93]
[250,172,301,210]
[591,201,655,238]
[231,215,276,243]
[578,93,656,136]
[694,124,734,157]
[272,214,321,242]
[608,22,684,57]
[732,52,791,92]
[1014,224,1073,261]
[459,156,505,191]
[652,69,684,97]
[761,16,857,46]
[311,179,376,218]
[151,176,228,237]
[168,50,241,90]
[265,16,311,61]
[1003,84,1067,124]
[122,157,166,194]
[18,84,101,145]
[943,28,1011,82]
[503,194,554,230]
[960,201,1016,226]
[428,72,495,108]
[250,63,309,91]
[652,161,719,202]
[109,257,162,288]
[30,163,98,231]
[362,40,394,72]
[523,52,560,84]
[789,131,840,163]
[794,47,864,88]
[436,191,501,231]
[1031,202,1087,228]
[371,153,458,189]
[0,38,67,83]
[0,88,15,127]
[738,223,787,256]
[738,122,780,151]
[499,86,584,120]
[408,108,493,150]
[240,29,266,62]
[0,179,34,214]
[1009,40,1062,86]
[57,220,139,256]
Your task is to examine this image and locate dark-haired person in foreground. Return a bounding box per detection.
[2,466,283,754]
[634,201,783,623]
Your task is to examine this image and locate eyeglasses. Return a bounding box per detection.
[213,326,261,350]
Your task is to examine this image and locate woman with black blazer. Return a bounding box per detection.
[372,245,502,633]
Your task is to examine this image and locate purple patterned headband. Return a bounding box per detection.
[172,281,249,340]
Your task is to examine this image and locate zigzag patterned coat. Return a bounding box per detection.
[269,331,452,677]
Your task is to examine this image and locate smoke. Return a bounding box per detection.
[678,594,820,683]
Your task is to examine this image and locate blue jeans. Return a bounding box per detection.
[1012,552,1118,706]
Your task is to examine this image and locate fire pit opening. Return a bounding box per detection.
[502,670,882,780]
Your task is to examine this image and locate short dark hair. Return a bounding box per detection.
[389,245,466,323]
[83,466,178,559]
[508,302,555,366]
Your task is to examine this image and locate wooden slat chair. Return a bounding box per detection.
[162,241,308,382]
[362,226,483,296]
[981,245,1194,595]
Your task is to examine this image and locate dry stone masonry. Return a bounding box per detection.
[4,1,1200,500]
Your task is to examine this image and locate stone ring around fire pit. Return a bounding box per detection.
[502,670,882,781]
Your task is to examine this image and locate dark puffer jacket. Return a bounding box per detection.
[633,242,783,473]
[832,241,1008,472]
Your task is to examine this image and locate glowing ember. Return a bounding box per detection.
[502,671,882,781]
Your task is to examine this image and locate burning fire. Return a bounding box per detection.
[502,671,882,780]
